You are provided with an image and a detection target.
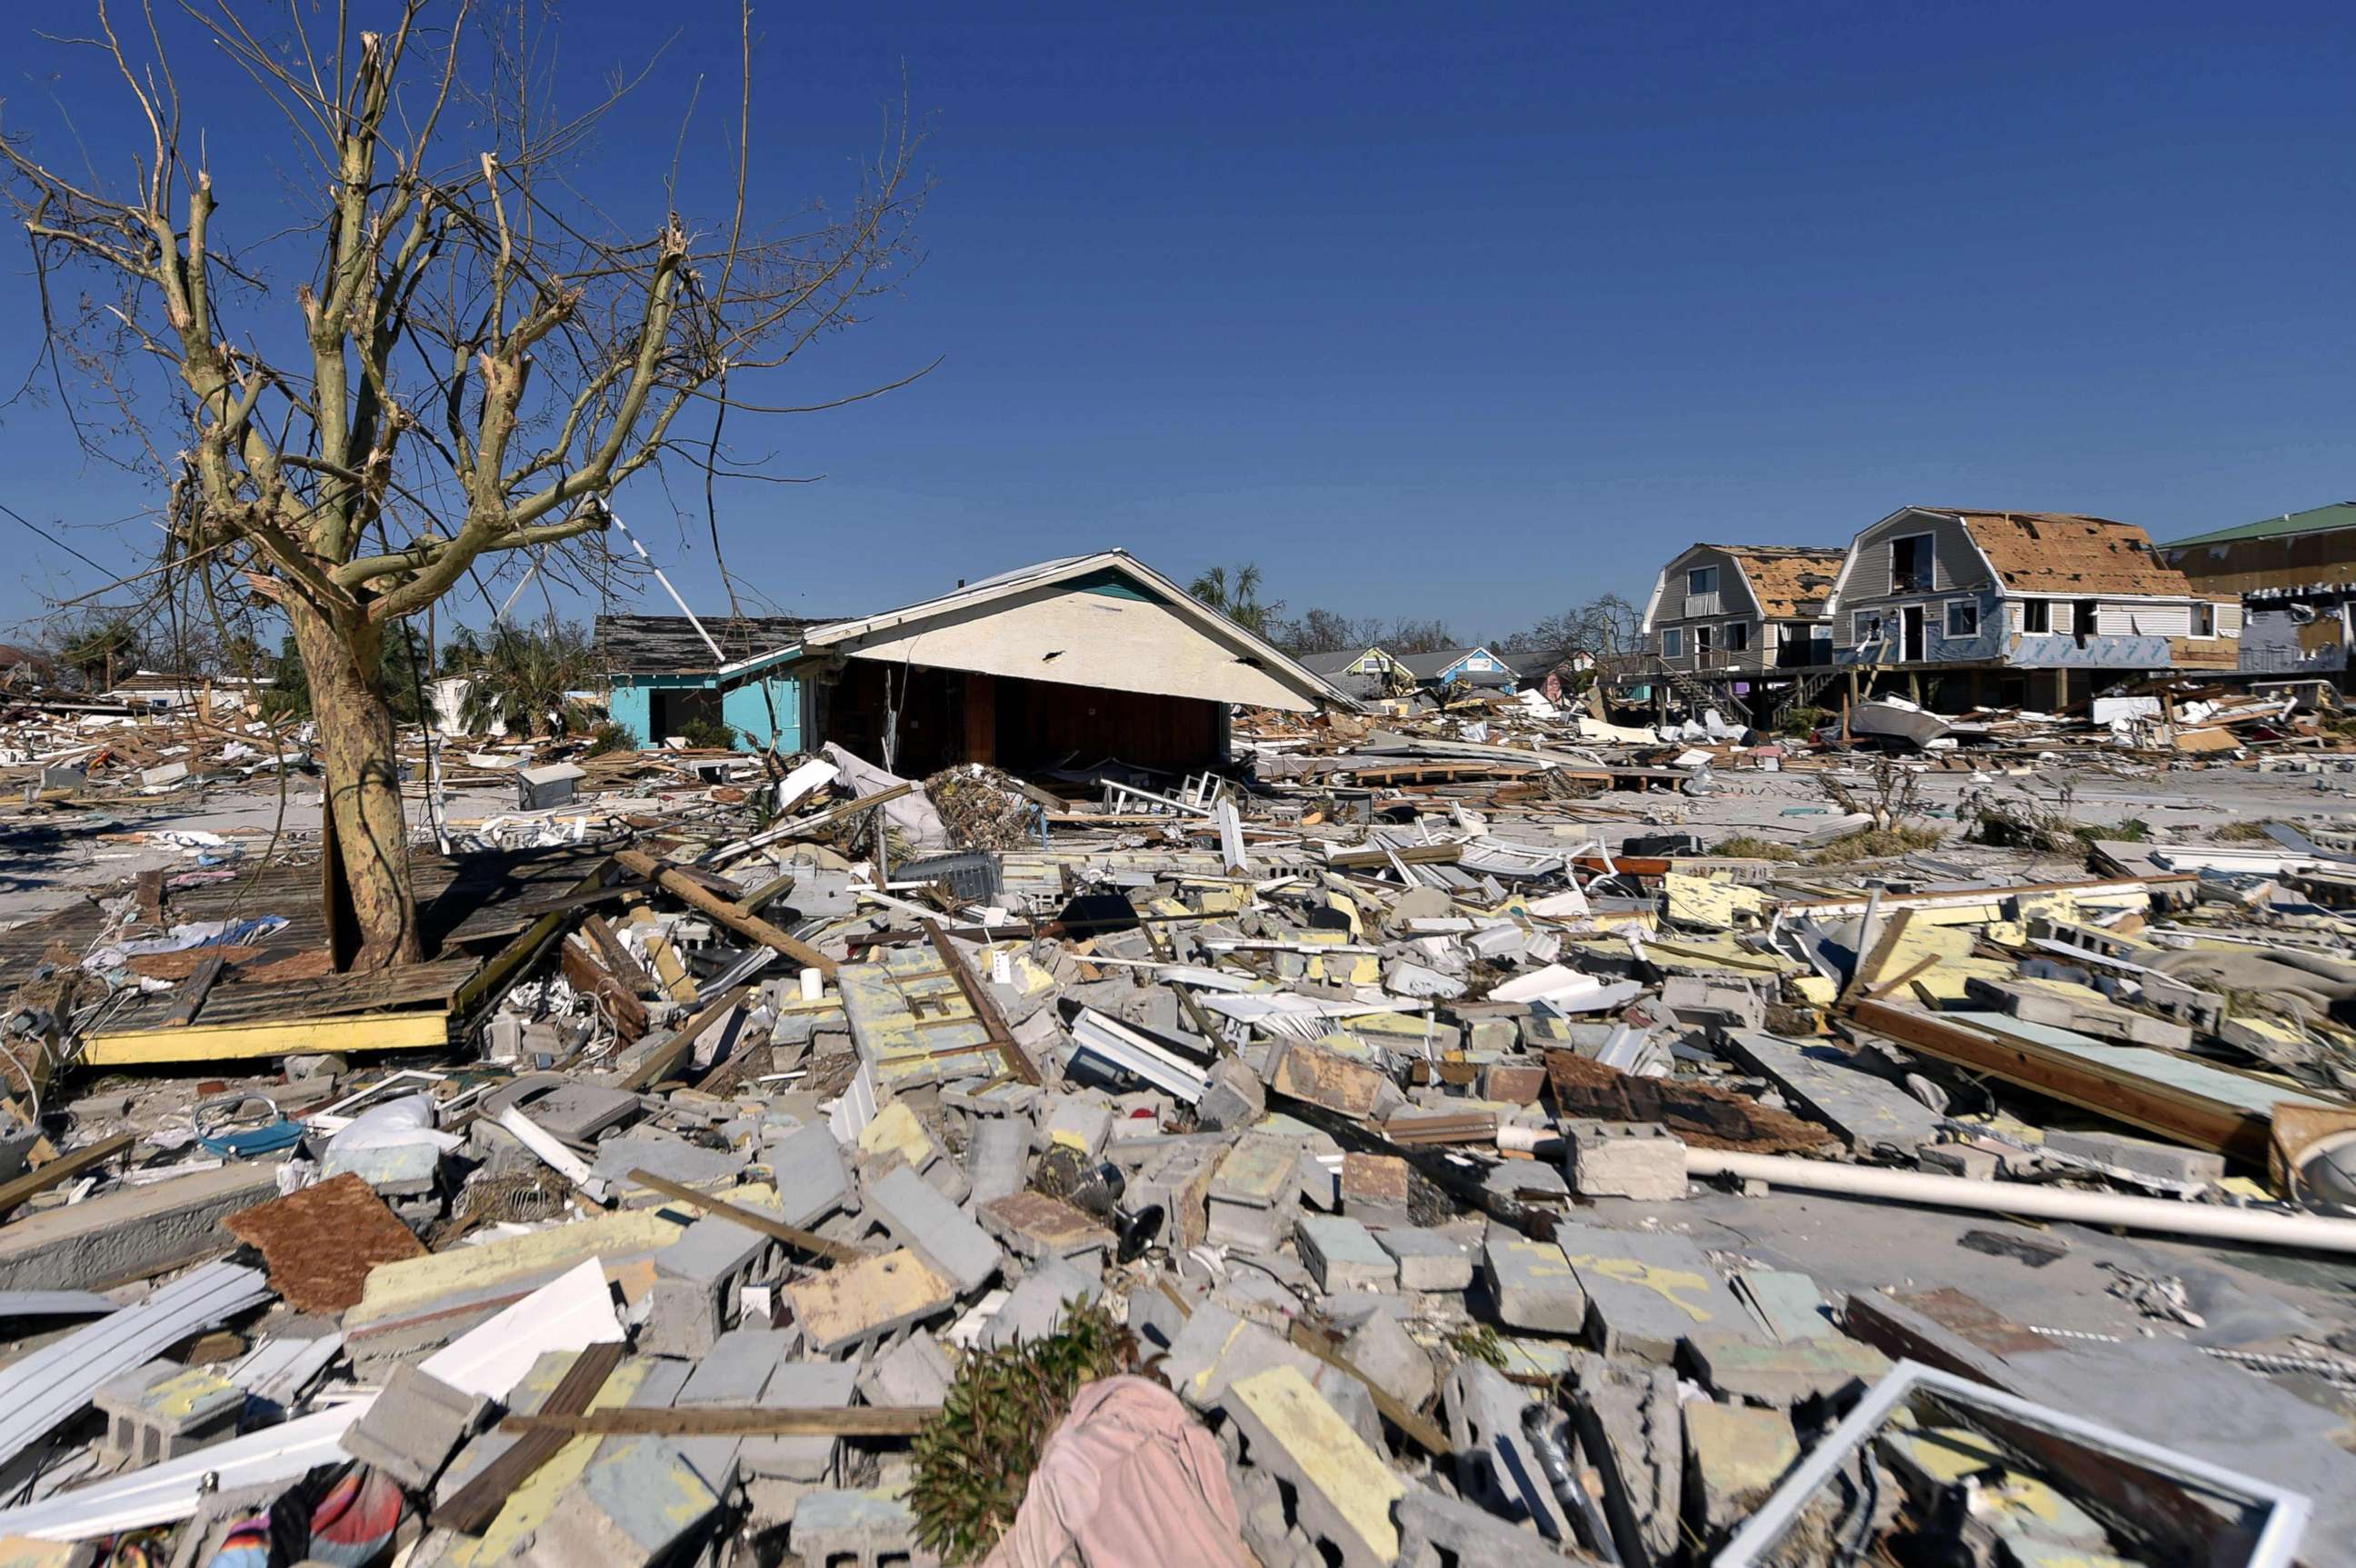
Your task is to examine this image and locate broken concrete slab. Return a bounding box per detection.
[864,1165,1003,1293]
[337,1363,487,1490]
[1683,1400,1798,1540]
[1223,1364,1403,1568]
[1551,1220,1750,1359]
[0,1161,282,1292]
[785,1249,957,1357]
[1482,1228,1587,1333]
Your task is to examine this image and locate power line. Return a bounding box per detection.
[0,500,115,579]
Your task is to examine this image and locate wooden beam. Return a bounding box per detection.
[0,1132,132,1218]
[430,1341,626,1534]
[613,849,838,978]
[82,1011,450,1067]
[159,954,225,1028]
[624,1165,864,1263]
[921,919,1040,1086]
[558,937,648,1042]
[615,984,755,1094]
[499,1405,933,1438]
[582,914,655,995]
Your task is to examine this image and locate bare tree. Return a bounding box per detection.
[1380,616,1458,655]
[1504,593,1642,664]
[1275,607,1383,656]
[4,3,924,967]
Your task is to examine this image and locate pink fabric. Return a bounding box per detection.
[983,1375,1250,1568]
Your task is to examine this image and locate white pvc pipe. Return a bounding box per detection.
[1688,1147,2356,1255]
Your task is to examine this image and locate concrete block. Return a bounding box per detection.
[744,1361,859,1481]
[1552,1220,1746,1359]
[976,1190,1114,1265]
[1562,1120,1687,1201]
[1223,1366,1403,1568]
[674,1328,794,1490]
[1206,1134,1303,1253]
[1374,1226,1473,1292]
[94,1362,244,1466]
[520,1437,720,1568]
[1443,1359,1573,1545]
[1918,1143,2002,1180]
[964,1116,1028,1207]
[791,1486,936,1568]
[1041,1094,1114,1158]
[858,1329,953,1408]
[336,1363,487,1490]
[764,1125,854,1227]
[786,1249,958,1356]
[1195,1058,1266,1131]
[1394,1483,1574,1568]
[1482,1228,1587,1333]
[864,1165,1003,1293]
[0,1162,280,1292]
[1342,1310,1434,1411]
[481,1075,642,1143]
[2043,1127,2227,1186]
[979,1257,1103,1350]
[1296,1214,1399,1293]
[639,1276,724,1358]
[1480,1062,1548,1104]
[1685,1403,1799,1541]
[1165,1303,1323,1413]
[1683,1332,1891,1406]
[1338,1154,1412,1226]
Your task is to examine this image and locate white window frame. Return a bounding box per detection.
[1943,600,1979,639]
[1722,620,1751,653]
[2019,599,2052,634]
[1888,532,1935,594]
[2191,602,2217,638]
[1852,610,1885,644]
[1661,626,1683,658]
[1693,624,1715,654]
[1687,565,1718,598]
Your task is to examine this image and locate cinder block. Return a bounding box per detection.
[1222,1366,1403,1568]
[1297,1214,1399,1294]
[765,1124,854,1227]
[2043,1128,2227,1186]
[864,1165,1003,1293]
[520,1437,720,1568]
[980,1257,1103,1350]
[791,1486,937,1568]
[1395,1483,1574,1567]
[95,1362,244,1466]
[857,1329,953,1408]
[337,1363,487,1490]
[1342,1310,1433,1411]
[964,1116,1028,1207]
[1563,1120,1687,1201]
[744,1361,859,1482]
[1482,1227,1586,1333]
[1374,1226,1473,1292]
[1443,1360,1574,1545]
[1338,1154,1412,1226]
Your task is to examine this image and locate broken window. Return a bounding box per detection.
[1944,601,1978,638]
[1661,626,1683,658]
[2020,599,2051,634]
[2075,599,2100,644]
[1852,611,1884,644]
[1722,621,1751,652]
[1890,533,1933,593]
[2193,602,2216,636]
[1686,565,1717,598]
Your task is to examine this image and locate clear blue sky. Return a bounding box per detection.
[4,0,2352,645]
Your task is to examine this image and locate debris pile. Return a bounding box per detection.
[1,684,2354,1568]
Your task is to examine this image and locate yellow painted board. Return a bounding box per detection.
[83,1011,450,1066]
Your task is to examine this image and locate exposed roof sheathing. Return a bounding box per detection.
[593,614,846,675]
[1946,512,2195,596]
[1715,547,1847,619]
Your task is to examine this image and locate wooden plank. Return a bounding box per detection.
[615,984,756,1094]
[499,1405,933,1438]
[158,954,225,1028]
[582,914,655,995]
[613,848,838,977]
[430,1341,626,1534]
[558,937,649,1043]
[0,1132,132,1219]
[82,1010,450,1066]
[624,1165,863,1263]
[1850,999,2273,1163]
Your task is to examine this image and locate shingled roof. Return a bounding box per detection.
[593,613,848,675]
[1941,512,2196,597]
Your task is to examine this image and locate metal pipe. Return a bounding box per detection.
[1689,1147,2356,1255]
[602,504,724,664]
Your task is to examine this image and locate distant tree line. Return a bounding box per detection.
[1188,562,1642,667]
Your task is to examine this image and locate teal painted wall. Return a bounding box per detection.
[604,674,801,752]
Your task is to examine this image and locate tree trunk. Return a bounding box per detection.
[289,602,423,970]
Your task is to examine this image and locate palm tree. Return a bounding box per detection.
[1188,563,1282,636]
[454,624,601,738]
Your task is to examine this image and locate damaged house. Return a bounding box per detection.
[2159,500,2356,678]
[598,551,1355,771]
[1823,507,2242,710]
[1635,543,1846,725]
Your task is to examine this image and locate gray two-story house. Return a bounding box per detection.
[1641,544,1845,674]
[1822,507,2240,707]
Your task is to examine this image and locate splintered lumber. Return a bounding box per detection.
[499,1405,933,1438]
[614,848,837,978]
[1326,843,1463,872]
[429,1340,626,1534]
[582,914,656,995]
[558,937,648,1042]
[624,1166,863,1263]
[0,1133,132,1219]
[921,919,1042,1086]
[1542,1051,1837,1154]
[615,984,756,1094]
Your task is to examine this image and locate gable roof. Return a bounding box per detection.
[1394,645,1493,679]
[1939,511,2196,597]
[594,613,847,674]
[1714,545,1847,618]
[2163,502,2356,551]
[797,550,1362,713]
